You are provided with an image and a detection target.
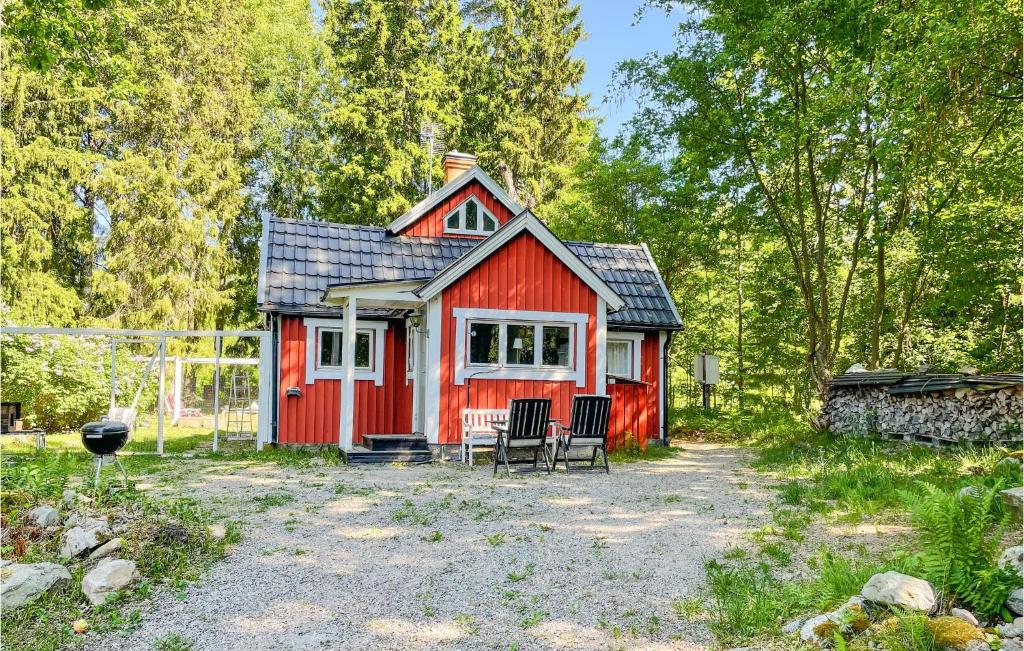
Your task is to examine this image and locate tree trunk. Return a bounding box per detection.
[868,234,885,369]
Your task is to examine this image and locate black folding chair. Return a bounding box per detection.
[492,398,552,476]
[553,394,612,473]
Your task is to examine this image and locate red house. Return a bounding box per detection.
[257,152,682,459]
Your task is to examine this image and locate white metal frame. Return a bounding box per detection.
[452,308,588,387]
[0,326,272,454]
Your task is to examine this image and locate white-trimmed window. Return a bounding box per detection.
[454,308,588,386]
[444,197,498,235]
[607,332,644,382]
[304,318,387,385]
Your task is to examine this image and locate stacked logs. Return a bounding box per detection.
[824,384,1022,444]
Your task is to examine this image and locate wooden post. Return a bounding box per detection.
[339,297,357,451]
[213,336,222,453]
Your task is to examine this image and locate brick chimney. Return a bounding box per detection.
[442,151,477,183]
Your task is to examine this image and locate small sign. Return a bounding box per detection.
[693,353,720,385]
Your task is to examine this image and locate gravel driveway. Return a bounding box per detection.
[87,444,770,651]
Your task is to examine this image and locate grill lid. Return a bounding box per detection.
[81,421,129,436]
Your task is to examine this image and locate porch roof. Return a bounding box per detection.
[259,217,682,329]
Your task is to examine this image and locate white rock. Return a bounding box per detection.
[951,607,980,627]
[81,558,137,606]
[28,505,60,527]
[781,618,803,635]
[1001,546,1024,579]
[88,538,122,560]
[861,571,936,612]
[65,513,107,529]
[62,489,77,506]
[59,522,110,559]
[800,614,831,643]
[0,562,72,611]
[966,639,991,651]
[1008,588,1024,616]
[207,524,227,540]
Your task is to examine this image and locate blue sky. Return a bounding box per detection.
[574,1,682,138]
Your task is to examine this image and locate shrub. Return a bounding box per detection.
[900,481,1017,618]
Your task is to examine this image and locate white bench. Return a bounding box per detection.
[461,409,509,465]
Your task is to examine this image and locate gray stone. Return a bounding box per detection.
[781,618,803,635]
[59,521,110,559]
[0,562,72,611]
[81,558,137,606]
[1004,638,1024,651]
[965,640,990,651]
[1001,487,1024,515]
[861,571,936,612]
[27,505,59,527]
[800,614,831,644]
[65,513,107,529]
[1009,588,1024,617]
[998,457,1023,468]
[958,486,984,503]
[998,619,1023,639]
[951,607,980,627]
[88,538,122,560]
[62,489,77,506]
[1000,546,1024,579]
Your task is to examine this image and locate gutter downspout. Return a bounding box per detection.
[662,332,674,445]
[270,312,280,445]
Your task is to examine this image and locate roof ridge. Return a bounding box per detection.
[563,239,646,250]
[270,216,386,232]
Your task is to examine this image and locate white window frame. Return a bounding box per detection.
[304,317,387,386]
[453,308,588,387]
[405,320,417,382]
[607,332,644,382]
[443,196,499,236]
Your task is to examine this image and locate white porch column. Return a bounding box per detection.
[596,298,608,395]
[339,297,357,451]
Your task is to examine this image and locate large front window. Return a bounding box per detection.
[466,321,574,370]
[454,308,590,387]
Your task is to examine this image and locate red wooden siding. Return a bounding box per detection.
[277,316,412,445]
[607,332,661,450]
[398,180,516,238]
[437,231,598,445]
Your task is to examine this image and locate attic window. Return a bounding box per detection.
[444,197,498,235]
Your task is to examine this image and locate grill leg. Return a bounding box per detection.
[93,456,103,490]
[114,455,128,488]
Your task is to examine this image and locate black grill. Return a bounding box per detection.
[81,421,129,456]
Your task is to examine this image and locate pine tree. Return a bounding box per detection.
[318,0,468,224]
[460,0,591,208]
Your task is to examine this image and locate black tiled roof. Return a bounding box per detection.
[260,217,681,329]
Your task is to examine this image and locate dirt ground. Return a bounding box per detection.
[85,444,772,651]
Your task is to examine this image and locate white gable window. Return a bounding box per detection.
[304,318,387,385]
[607,332,644,382]
[444,197,498,235]
[454,308,588,386]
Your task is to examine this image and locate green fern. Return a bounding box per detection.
[900,482,1016,619]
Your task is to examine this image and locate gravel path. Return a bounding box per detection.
[86,444,771,651]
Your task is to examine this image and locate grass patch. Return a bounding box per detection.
[703,559,807,645]
[608,437,678,463]
[1,455,235,650]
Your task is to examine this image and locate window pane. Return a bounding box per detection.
[446,209,459,229]
[468,322,499,364]
[465,200,478,230]
[541,326,571,367]
[482,212,496,231]
[607,341,632,377]
[355,332,371,369]
[506,324,536,365]
[320,330,342,367]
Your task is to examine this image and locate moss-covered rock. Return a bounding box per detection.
[928,616,984,650]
